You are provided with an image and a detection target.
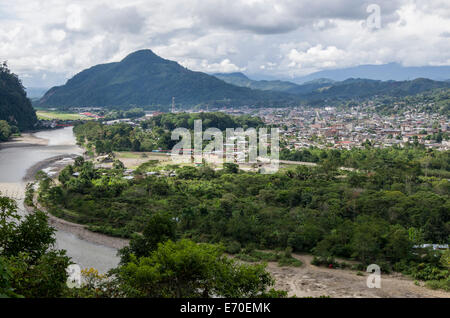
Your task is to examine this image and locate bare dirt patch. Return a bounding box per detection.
[268,254,450,298]
[114,152,171,168]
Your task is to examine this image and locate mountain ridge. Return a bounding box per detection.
[39,50,298,109]
[213,72,450,104]
[39,51,450,109]
[292,62,450,83]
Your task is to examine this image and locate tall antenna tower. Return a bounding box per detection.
[172,97,175,113]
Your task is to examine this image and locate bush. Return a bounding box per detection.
[311,256,349,269]
[236,250,303,267]
[224,241,241,254]
[425,278,450,291]
[278,256,302,267]
[411,263,448,281]
[284,246,293,258]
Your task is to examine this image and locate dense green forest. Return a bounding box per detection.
[37,142,450,290]
[74,112,265,153]
[1,192,282,298]
[280,146,450,178]
[0,62,37,131]
[369,88,450,116]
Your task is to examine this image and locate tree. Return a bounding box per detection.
[0,195,20,250]
[113,159,125,171]
[0,62,37,130]
[441,249,450,270]
[2,210,56,261]
[0,194,71,298]
[118,213,177,264]
[384,225,413,262]
[112,239,278,298]
[223,163,239,174]
[0,120,11,141]
[0,256,19,298]
[350,216,389,264]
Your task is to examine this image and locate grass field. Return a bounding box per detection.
[36,111,93,121]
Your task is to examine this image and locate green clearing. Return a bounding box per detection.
[36,111,93,121]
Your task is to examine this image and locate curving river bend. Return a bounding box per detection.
[0,127,119,273]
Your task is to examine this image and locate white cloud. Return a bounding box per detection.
[288,45,348,69]
[0,0,449,87]
[181,58,245,73]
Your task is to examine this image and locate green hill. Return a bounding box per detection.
[38,50,450,110]
[302,78,450,105]
[39,50,298,109]
[213,73,450,106]
[215,72,449,96]
[0,62,37,131]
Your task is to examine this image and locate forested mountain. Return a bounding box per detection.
[38,50,450,110]
[214,72,450,105]
[38,50,298,109]
[304,78,450,99]
[0,62,37,130]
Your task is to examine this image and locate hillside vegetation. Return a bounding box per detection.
[214,72,450,107]
[0,62,37,131]
[39,50,298,109]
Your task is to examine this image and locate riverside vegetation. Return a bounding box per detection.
[2,191,285,298]
[31,115,450,293]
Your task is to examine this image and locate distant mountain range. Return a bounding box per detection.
[213,72,450,103]
[291,63,450,83]
[301,78,450,104]
[38,50,298,109]
[25,87,49,99]
[213,72,336,95]
[38,50,450,110]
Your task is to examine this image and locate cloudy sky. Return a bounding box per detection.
[1,0,449,87]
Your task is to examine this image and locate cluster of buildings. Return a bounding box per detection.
[253,106,449,151]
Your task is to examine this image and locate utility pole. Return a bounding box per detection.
[172,97,175,113]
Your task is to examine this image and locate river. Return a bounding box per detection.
[0,127,120,273]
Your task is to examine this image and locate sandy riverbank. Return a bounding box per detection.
[23,154,78,181]
[0,133,48,149]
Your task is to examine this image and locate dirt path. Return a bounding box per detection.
[268,254,450,298]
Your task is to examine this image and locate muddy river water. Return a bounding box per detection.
[0,127,119,273]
